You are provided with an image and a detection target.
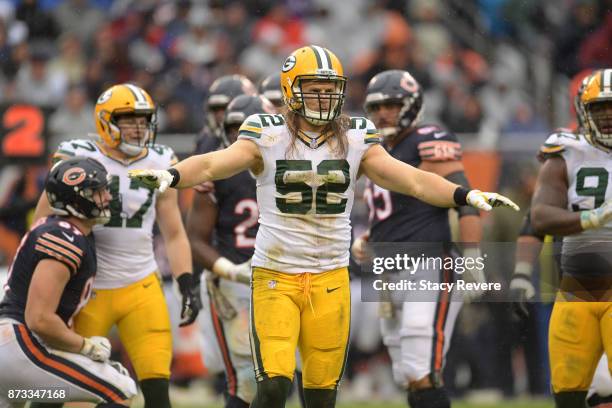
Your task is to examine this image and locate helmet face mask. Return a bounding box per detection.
[280,46,347,126]
[581,69,612,151]
[46,157,111,224]
[114,113,157,156]
[95,84,157,157]
[364,70,423,139]
[365,101,404,138]
[294,77,346,126]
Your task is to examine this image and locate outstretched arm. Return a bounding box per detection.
[130,140,262,191]
[360,145,519,211]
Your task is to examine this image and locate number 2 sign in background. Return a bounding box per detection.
[0,104,49,162]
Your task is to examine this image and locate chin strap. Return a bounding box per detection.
[119,142,145,157]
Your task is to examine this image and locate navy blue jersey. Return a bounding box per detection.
[194,127,218,155]
[0,216,97,326]
[195,134,258,264]
[366,124,462,243]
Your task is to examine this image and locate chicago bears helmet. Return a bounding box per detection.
[364,70,423,138]
[223,95,276,146]
[46,157,111,224]
[206,74,257,136]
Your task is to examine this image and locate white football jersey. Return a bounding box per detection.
[53,139,178,289]
[542,131,612,253]
[238,114,380,274]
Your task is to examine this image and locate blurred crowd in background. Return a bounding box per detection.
[1,0,611,403]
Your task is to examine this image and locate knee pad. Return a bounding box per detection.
[250,376,292,408]
[554,391,588,408]
[140,378,170,408]
[408,387,450,408]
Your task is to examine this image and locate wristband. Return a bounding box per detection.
[514,261,534,277]
[454,186,470,206]
[212,257,236,280]
[168,168,181,188]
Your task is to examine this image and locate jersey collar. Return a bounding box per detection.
[297,129,332,149]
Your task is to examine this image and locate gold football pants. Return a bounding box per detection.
[74,273,172,380]
[250,267,350,389]
[549,294,612,392]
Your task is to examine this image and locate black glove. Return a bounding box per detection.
[177,273,200,327]
[191,271,203,312]
[509,273,535,322]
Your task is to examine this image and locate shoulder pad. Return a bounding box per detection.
[238,114,264,140]
[416,125,461,162]
[537,131,580,162]
[34,222,87,276]
[149,144,178,165]
[257,113,285,128]
[52,139,99,164]
[349,117,381,145]
[415,124,458,143]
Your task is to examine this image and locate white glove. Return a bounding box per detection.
[213,257,251,285]
[460,247,487,301]
[80,336,111,362]
[128,169,175,193]
[351,233,370,264]
[580,200,612,229]
[466,190,520,212]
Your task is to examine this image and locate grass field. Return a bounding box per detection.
[159,390,554,408]
[168,401,554,408]
[160,383,555,408]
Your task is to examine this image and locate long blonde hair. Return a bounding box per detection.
[282,108,350,159]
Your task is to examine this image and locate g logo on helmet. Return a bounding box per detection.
[62,167,86,186]
[282,56,296,73]
[97,89,112,105]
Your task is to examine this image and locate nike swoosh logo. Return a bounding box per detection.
[143,282,153,288]
[61,232,75,242]
[327,287,340,293]
[433,132,446,139]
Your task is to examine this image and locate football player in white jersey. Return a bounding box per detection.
[129,45,519,408]
[32,84,200,408]
[187,94,276,407]
[531,69,612,408]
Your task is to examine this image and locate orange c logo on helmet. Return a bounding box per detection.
[63,167,86,186]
